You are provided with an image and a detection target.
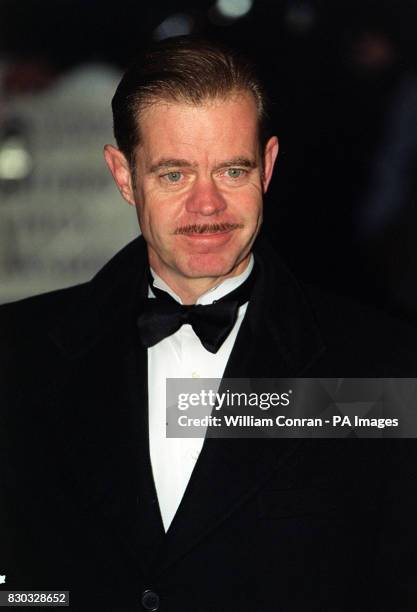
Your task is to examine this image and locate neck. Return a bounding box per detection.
[149,256,252,305]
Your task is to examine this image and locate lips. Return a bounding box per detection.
[185,228,233,237]
[179,228,236,250]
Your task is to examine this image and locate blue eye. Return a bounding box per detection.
[226,168,245,178]
[165,171,182,182]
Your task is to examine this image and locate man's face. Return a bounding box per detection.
[105,92,278,287]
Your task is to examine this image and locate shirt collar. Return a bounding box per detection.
[149,254,254,305]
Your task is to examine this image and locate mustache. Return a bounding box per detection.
[174,223,243,235]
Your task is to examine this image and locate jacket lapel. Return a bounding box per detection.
[123,341,167,575]
[224,237,326,378]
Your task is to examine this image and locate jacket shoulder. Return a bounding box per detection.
[0,284,89,329]
[303,283,417,373]
[0,284,91,377]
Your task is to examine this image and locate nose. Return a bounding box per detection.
[185,178,227,216]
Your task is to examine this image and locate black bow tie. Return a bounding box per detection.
[137,267,255,353]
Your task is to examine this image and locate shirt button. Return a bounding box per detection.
[141,590,160,611]
[191,371,200,378]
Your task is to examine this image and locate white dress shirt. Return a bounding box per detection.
[147,256,253,531]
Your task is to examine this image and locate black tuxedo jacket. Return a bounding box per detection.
[1,235,417,611]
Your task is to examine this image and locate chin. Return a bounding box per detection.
[180,252,245,279]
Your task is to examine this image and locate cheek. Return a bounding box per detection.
[233,179,263,204]
[236,190,263,220]
[142,188,186,223]
[138,202,180,251]
[135,193,163,233]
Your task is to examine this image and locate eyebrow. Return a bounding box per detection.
[212,157,257,172]
[148,159,196,173]
[148,157,258,173]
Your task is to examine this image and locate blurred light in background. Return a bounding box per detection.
[154,13,194,40]
[284,0,316,33]
[0,137,32,180]
[215,0,253,20]
[209,0,253,26]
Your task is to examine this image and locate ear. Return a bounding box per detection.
[103,144,136,206]
[262,136,279,193]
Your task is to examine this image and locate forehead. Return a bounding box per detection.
[136,93,260,162]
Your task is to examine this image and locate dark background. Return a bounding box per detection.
[1,0,416,320]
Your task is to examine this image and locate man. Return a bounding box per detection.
[1,37,417,611]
